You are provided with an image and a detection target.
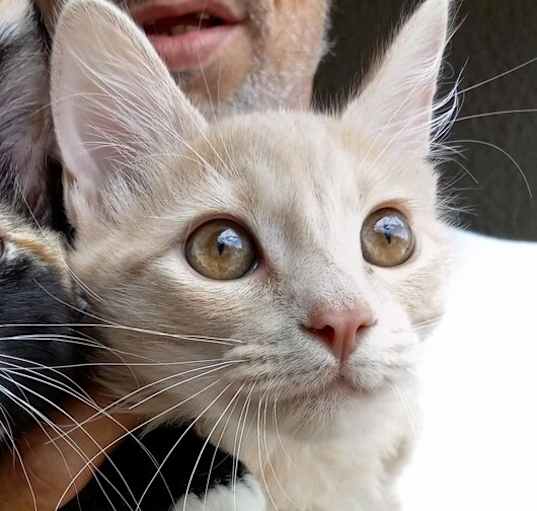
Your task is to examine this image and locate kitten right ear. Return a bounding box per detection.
[51,0,207,222]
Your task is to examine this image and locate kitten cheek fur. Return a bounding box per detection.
[52,0,452,508]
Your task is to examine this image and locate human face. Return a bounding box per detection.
[37,0,330,116]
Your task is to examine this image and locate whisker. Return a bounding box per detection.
[182,384,244,511]
[135,382,234,510]
[457,55,537,95]
[233,383,255,508]
[449,138,532,198]
[202,386,242,506]
[128,360,243,410]
[257,389,279,511]
[0,374,139,510]
[56,378,226,505]
[455,108,537,123]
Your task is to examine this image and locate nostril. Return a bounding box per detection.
[310,324,336,346]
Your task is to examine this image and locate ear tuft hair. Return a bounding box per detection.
[343,0,450,156]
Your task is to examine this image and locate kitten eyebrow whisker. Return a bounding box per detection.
[455,108,537,123]
[449,138,533,199]
[457,55,537,96]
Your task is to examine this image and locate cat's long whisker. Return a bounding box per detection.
[18,358,232,371]
[0,329,153,361]
[457,55,537,96]
[64,262,106,304]
[182,384,244,511]
[438,154,480,186]
[54,362,241,441]
[0,377,131,511]
[272,390,293,467]
[2,321,244,347]
[449,138,533,198]
[18,278,249,350]
[23,265,246,348]
[0,373,140,511]
[135,382,234,510]
[56,378,226,510]
[257,390,280,511]
[128,360,243,410]
[0,383,38,511]
[0,357,93,406]
[232,383,255,507]
[0,399,14,449]
[455,108,537,123]
[263,384,296,508]
[202,385,242,506]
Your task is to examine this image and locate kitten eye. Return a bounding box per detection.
[186,220,258,280]
[361,208,415,267]
[0,238,5,260]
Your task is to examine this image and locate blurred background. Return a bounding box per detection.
[315,0,537,241]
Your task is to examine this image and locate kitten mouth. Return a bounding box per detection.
[132,2,244,72]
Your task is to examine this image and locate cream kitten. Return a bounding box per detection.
[51,0,451,509]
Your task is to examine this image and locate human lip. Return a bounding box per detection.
[131,1,245,72]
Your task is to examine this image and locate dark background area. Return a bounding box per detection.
[314,0,537,241]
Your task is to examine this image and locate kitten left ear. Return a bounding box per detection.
[50,0,207,222]
[343,0,450,155]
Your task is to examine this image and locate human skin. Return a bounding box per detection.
[0,394,139,510]
[35,0,329,116]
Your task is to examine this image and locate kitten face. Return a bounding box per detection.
[52,0,450,438]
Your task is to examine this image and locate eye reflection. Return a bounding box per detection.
[361,208,415,267]
[186,220,258,280]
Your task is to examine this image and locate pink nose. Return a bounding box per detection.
[306,306,374,363]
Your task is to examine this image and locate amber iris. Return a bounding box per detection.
[361,208,415,267]
[186,220,257,280]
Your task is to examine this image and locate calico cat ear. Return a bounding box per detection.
[342,0,450,155]
[50,0,207,219]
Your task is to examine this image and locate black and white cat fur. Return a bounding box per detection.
[0,207,85,450]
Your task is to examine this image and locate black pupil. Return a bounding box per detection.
[216,228,242,255]
[375,215,406,244]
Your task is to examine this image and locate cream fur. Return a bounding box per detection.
[52,0,452,509]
